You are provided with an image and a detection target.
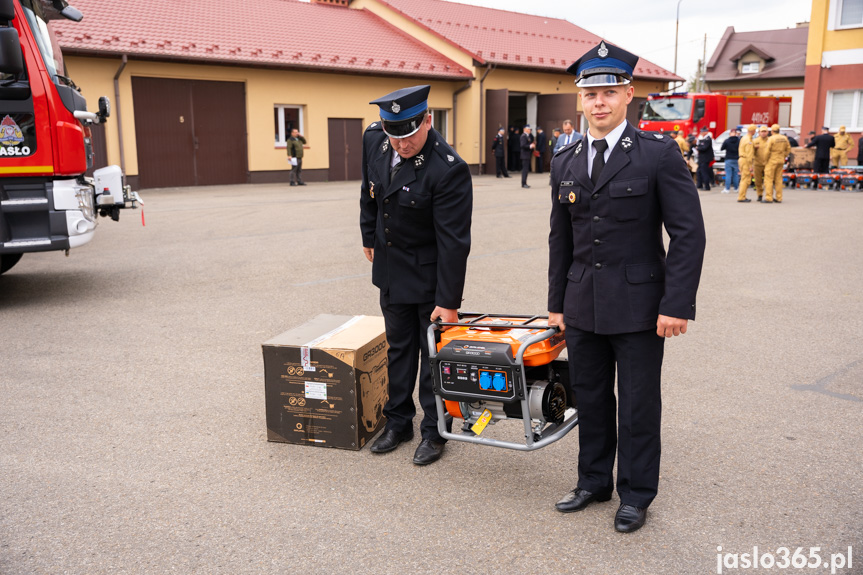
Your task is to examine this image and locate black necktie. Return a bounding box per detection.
[591,139,608,187]
[391,158,403,180]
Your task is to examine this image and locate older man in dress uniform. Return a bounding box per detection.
[359,85,473,465]
[547,42,706,533]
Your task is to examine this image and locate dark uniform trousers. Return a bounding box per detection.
[360,122,472,445]
[548,123,705,511]
[565,327,664,508]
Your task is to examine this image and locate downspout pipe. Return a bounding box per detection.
[113,54,128,176]
[477,63,494,175]
[452,78,473,169]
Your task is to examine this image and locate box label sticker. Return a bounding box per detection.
[300,347,315,371]
[305,381,327,400]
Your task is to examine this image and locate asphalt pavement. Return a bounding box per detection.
[1,176,861,574]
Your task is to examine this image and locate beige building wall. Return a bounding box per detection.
[66,55,464,177]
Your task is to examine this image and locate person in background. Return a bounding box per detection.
[492,127,510,178]
[753,126,770,201]
[286,128,307,186]
[672,130,689,157]
[551,128,561,158]
[831,126,854,167]
[806,126,835,174]
[520,124,535,188]
[695,127,714,191]
[763,124,790,204]
[535,127,547,174]
[508,126,521,172]
[736,124,756,203]
[721,127,740,194]
[554,119,582,153]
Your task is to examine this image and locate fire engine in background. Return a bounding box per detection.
[639,92,792,136]
[0,0,140,275]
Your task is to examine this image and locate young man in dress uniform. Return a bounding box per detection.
[547,42,706,533]
[359,85,473,465]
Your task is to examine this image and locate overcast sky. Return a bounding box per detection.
[444,0,813,83]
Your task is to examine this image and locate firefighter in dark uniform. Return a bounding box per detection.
[359,85,473,465]
[547,42,706,533]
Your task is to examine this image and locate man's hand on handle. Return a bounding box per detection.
[656,314,688,338]
[430,307,458,323]
[547,312,565,332]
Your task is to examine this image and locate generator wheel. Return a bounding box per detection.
[0,253,22,275]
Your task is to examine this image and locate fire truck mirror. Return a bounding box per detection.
[0,27,23,76]
[98,96,111,121]
[0,0,15,22]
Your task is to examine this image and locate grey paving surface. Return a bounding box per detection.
[1,177,861,574]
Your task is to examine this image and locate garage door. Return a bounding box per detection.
[132,77,248,189]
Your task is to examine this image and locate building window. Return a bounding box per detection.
[839,0,863,27]
[431,109,448,140]
[826,90,863,130]
[275,105,303,146]
[741,62,760,74]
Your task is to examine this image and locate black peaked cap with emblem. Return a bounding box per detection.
[370,85,431,138]
[566,41,639,88]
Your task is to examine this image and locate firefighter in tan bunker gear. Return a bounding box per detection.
[752,126,770,201]
[763,124,791,204]
[736,124,756,202]
[830,126,854,167]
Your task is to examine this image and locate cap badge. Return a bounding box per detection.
[598,42,609,58]
[621,136,632,149]
[392,102,401,114]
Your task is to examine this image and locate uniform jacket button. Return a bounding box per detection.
[626,188,633,194]
[384,198,390,204]
[594,263,602,269]
[591,193,599,200]
[386,241,392,247]
[410,200,416,206]
[594,239,601,245]
[593,216,600,222]
[383,213,389,218]
[385,228,390,234]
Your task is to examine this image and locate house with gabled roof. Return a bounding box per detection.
[53,0,680,188]
[704,25,808,131]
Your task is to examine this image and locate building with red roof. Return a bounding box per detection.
[51,0,680,188]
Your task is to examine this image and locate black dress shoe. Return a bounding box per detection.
[412,439,445,465]
[370,428,413,454]
[737,198,752,203]
[522,184,531,189]
[614,503,647,533]
[554,487,612,513]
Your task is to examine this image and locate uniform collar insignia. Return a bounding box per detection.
[621,136,632,149]
[370,122,378,128]
[598,42,609,58]
[382,140,389,153]
[414,154,425,168]
[392,102,401,114]
[447,154,454,162]
[574,141,583,155]
[654,133,664,140]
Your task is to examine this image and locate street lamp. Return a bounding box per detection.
[674,0,683,76]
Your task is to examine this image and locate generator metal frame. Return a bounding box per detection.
[427,313,579,451]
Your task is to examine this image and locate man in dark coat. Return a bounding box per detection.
[807,126,836,174]
[695,127,714,190]
[491,127,510,178]
[508,126,521,172]
[360,85,473,466]
[520,125,535,188]
[547,41,706,534]
[536,127,547,173]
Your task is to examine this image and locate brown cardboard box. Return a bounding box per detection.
[788,147,814,169]
[263,315,388,450]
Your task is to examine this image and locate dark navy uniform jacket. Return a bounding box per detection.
[548,122,706,335]
[360,122,472,308]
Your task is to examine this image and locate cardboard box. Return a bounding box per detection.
[788,147,814,169]
[263,315,388,450]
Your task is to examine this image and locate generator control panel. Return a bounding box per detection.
[432,340,520,402]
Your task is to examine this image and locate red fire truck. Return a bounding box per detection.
[0,0,139,275]
[639,92,792,136]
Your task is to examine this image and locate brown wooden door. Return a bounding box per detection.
[485,89,508,175]
[132,77,248,189]
[327,118,364,181]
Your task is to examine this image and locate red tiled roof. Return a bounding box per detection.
[51,0,472,79]
[706,26,808,82]
[378,0,682,82]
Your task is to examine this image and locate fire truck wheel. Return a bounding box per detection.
[0,253,23,275]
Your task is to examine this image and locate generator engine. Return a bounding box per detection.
[428,314,578,451]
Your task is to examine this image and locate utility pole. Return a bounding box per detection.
[700,33,707,92]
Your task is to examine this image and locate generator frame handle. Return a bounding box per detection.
[427,314,579,451]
